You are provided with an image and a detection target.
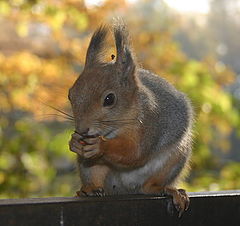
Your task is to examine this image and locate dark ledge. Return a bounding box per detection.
[1,190,240,226]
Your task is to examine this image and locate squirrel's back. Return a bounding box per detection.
[137,68,193,150]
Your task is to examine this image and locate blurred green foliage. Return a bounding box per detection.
[0,0,239,198]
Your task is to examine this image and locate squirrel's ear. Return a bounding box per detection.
[114,21,136,84]
[85,25,108,68]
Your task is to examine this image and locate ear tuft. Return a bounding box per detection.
[113,19,136,82]
[85,25,108,67]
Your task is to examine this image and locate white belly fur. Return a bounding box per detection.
[119,150,171,191]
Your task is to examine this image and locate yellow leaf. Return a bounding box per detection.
[17,22,29,37]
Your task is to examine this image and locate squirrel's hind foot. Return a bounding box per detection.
[165,188,190,218]
[76,185,105,197]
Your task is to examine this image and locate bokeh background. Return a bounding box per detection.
[0,0,240,198]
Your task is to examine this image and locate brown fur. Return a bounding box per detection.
[88,164,109,187]
[100,129,146,168]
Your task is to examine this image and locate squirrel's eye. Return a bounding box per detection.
[103,93,115,107]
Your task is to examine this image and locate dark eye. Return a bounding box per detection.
[103,93,116,107]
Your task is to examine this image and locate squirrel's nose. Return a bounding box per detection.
[76,127,89,136]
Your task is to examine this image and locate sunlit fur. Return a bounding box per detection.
[69,20,194,196]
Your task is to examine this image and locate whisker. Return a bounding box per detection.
[100,118,137,124]
[36,118,74,125]
[98,118,145,130]
[101,118,136,122]
[100,119,139,127]
[44,113,74,121]
[36,113,74,122]
[39,100,74,119]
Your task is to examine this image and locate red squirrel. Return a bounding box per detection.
[68,21,193,216]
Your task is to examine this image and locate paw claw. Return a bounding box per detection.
[178,209,184,218]
[175,204,181,212]
[75,190,82,197]
[80,185,105,197]
[95,188,105,197]
[166,199,175,216]
[185,199,190,211]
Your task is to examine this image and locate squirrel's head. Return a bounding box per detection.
[69,22,139,138]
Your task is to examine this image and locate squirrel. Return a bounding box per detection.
[68,21,193,217]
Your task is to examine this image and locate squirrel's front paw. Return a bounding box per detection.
[69,133,103,159]
[82,137,103,159]
[69,132,85,155]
